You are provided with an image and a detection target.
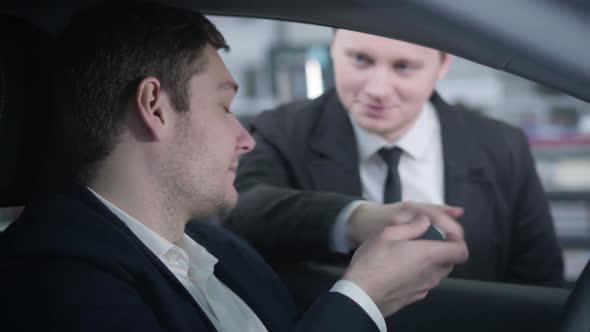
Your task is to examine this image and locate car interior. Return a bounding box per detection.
[1,1,590,331]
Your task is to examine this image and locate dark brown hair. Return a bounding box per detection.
[55,2,228,181]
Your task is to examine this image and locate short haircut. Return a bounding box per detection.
[332,28,447,59]
[55,1,228,181]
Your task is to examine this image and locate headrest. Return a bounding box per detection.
[0,15,55,207]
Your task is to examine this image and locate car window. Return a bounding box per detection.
[209,16,590,286]
[1,13,587,287]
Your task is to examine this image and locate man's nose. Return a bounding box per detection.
[236,122,256,156]
[365,67,392,99]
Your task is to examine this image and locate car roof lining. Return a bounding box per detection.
[2,0,589,103]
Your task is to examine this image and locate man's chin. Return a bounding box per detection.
[187,191,237,221]
[358,121,393,137]
[217,192,238,215]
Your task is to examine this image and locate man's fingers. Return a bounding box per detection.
[381,218,430,241]
[389,210,419,225]
[443,231,464,243]
[442,206,464,218]
[402,203,465,239]
[422,240,469,265]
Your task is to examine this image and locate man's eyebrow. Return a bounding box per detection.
[219,81,239,94]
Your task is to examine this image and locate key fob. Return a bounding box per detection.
[419,224,445,241]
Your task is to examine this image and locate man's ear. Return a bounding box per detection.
[135,77,166,141]
[437,52,452,80]
[329,33,337,61]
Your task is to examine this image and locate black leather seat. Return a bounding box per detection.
[0,15,55,209]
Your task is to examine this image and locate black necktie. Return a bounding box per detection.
[378,147,403,204]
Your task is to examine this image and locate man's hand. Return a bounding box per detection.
[347,201,464,247]
[343,219,469,317]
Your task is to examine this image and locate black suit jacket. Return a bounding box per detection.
[0,183,378,332]
[226,89,564,287]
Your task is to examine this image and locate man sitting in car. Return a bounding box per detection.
[0,3,469,331]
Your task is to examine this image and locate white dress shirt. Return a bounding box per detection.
[331,102,445,253]
[88,188,386,332]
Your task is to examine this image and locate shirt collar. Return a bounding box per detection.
[87,187,218,281]
[350,101,440,162]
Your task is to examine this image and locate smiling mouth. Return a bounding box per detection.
[364,101,397,109]
[362,104,387,117]
[360,102,398,117]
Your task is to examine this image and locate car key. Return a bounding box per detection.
[419,224,445,241]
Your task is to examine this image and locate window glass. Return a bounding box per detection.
[210,16,590,285]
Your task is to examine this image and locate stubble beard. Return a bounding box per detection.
[164,117,236,222]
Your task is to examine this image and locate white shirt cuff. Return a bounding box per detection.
[330,200,366,254]
[330,279,387,332]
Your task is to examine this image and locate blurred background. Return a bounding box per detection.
[2,16,589,286]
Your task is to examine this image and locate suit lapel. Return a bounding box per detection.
[308,91,362,197]
[433,93,493,217]
[65,183,219,332]
[212,250,280,331]
[186,225,292,332]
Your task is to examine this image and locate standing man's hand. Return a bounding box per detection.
[347,201,464,247]
[343,218,469,317]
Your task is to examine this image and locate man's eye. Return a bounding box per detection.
[352,53,372,66]
[222,106,231,114]
[394,62,417,73]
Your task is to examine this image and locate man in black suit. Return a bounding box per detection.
[0,4,469,331]
[225,30,564,287]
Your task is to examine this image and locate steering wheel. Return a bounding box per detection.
[560,260,590,331]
